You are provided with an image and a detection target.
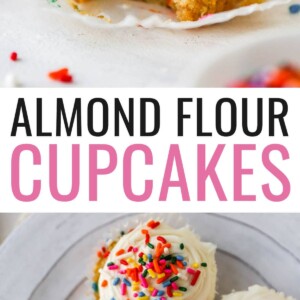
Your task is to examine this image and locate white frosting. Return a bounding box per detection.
[222,285,296,300]
[98,221,217,299]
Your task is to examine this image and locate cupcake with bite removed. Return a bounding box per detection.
[68,0,265,21]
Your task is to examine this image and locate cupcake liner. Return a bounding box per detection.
[87,213,212,299]
[52,0,291,29]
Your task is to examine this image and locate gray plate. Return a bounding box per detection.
[0,213,299,300]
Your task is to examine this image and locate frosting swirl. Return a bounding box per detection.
[98,220,217,299]
[222,285,295,300]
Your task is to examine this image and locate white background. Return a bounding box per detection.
[0,88,299,212]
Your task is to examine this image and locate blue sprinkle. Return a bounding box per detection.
[123,278,132,286]
[162,280,171,287]
[289,4,300,14]
[176,255,184,261]
[157,290,165,296]
[112,277,120,286]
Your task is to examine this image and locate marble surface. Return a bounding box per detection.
[0,0,300,87]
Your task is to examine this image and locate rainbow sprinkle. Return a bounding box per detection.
[92,220,208,299]
[229,63,300,88]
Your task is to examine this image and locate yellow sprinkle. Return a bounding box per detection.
[192,262,199,268]
[148,287,154,292]
[148,269,156,278]
[173,291,183,297]
[143,255,148,262]
[157,273,165,279]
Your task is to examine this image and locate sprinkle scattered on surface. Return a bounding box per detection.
[10,52,18,61]
[289,4,300,14]
[48,68,73,83]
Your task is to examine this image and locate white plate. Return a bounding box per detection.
[55,0,291,29]
[0,213,299,300]
[194,30,300,87]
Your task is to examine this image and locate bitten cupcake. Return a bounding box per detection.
[222,285,296,300]
[67,0,266,21]
[92,219,217,299]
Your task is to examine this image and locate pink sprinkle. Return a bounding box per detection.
[119,270,126,274]
[165,269,172,274]
[159,259,166,264]
[146,263,154,268]
[121,282,126,295]
[108,265,119,270]
[171,282,178,289]
[133,247,138,253]
[139,274,148,288]
[187,267,196,274]
[152,289,158,296]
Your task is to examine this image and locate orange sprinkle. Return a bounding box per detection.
[103,251,110,258]
[170,263,179,275]
[116,249,125,256]
[147,220,155,227]
[153,258,161,274]
[101,280,108,287]
[176,260,184,269]
[155,243,163,258]
[48,68,73,84]
[48,68,68,80]
[163,243,172,249]
[156,273,171,284]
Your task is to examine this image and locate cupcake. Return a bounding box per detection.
[92,219,217,299]
[67,0,265,21]
[222,285,296,300]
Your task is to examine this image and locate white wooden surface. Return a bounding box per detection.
[0,0,300,87]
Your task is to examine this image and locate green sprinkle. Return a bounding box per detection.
[147,243,154,249]
[107,262,114,266]
[171,257,177,264]
[142,269,148,278]
[138,258,146,266]
[180,243,185,250]
[91,282,98,292]
[201,262,207,267]
[179,287,187,292]
[170,276,179,282]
